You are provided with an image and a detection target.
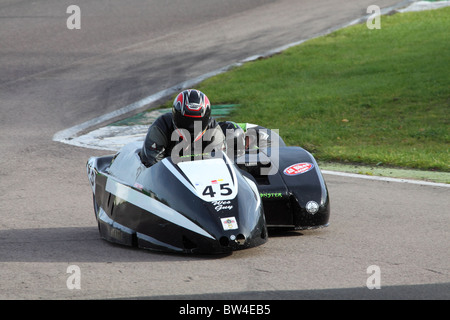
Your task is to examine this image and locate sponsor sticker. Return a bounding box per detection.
[260,192,283,199]
[221,217,238,230]
[283,162,314,176]
[212,200,233,212]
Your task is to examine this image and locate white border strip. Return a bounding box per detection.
[322,170,450,188]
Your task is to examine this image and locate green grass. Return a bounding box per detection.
[189,8,449,171]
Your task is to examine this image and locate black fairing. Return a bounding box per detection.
[87,138,330,254]
[237,146,330,229]
[87,144,267,254]
[134,158,267,253]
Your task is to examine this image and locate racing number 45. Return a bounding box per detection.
[202,183,232,198]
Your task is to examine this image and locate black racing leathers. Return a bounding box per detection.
[140,113,225,167]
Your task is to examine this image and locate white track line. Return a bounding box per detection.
[322,170,449,188]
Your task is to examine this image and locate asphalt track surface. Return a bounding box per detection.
[0,0,448,301]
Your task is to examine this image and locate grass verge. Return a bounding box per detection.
[189,8,449,172]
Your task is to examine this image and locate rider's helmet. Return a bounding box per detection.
[172,89,211,140]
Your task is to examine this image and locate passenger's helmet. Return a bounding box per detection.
[172,89,211,140]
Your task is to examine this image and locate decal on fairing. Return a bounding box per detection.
[220,217,238,230]
[283,162,314,176]
[168,156,238,202]
[211,200,233,212]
